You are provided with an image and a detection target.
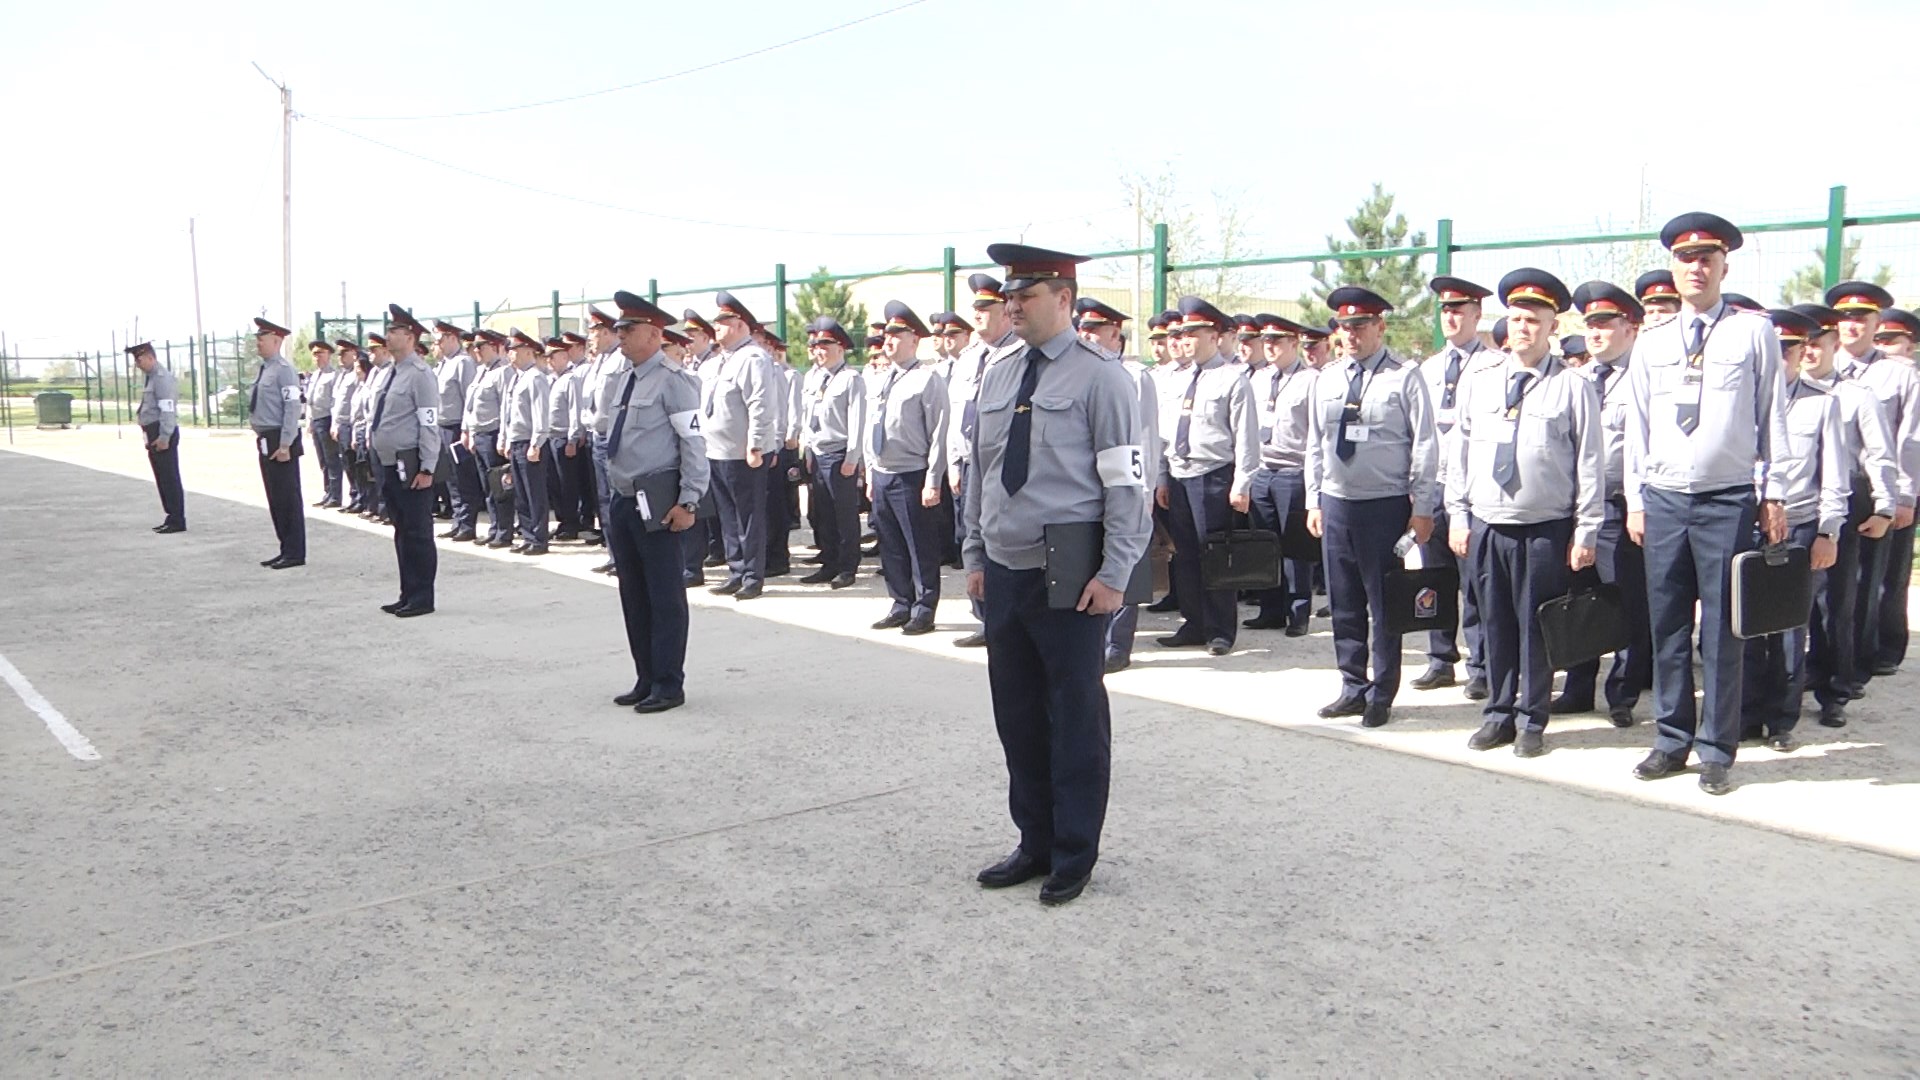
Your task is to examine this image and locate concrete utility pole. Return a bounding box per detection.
[190,218,207,415]
[253,62,292,329]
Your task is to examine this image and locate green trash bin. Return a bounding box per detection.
[34,391,74,428]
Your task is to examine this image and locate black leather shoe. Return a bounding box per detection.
[1144,595,1179,613]
[829,573,856,589]
[393,604,433,618]
[1206,638,1231,657]
[634,693,685,714]
[553,531,579,542]
[311,498,330,508]
[437,529,459,539]
[1608,705,1636,728]
[733,584,763,601]
[1549,694,1594,716]
[954,631,987,648]
[766,565,791,578]
[1633,749,1689,781]
[1410,665,1455,690]
[901,616,935,635]
[1767,732,1798,752]
[1318,694,1367,718]
[1818,702,1847,728]
[260,556,282,567]
[1103,656,1130,675]
[520,545,548,556]
[1463,676,1490,701]
[1039,872,1090,906]
[155,523,186,534]
[1156,633,1204,649]
[510,543,527,554]
[710,578,743,596]
[487,538,513,549]
[1698,762,1732,796]
[380,601,406,615]
[614,685,648,707]
[1468,720,1515,751]
[1284,621,1309,637]
[1314,605,1331,619]
[1872,661,1900,677]
[1514,729,1546,758]
[872,612,910,630]
[683,576,706,588]
[1242,614,1286,630]
[977,848,1048,889]
[798,569,837,584]
[703,555,727,568]
[1360,702,1391,728]
[270,558,305,569]
[449,530,476,542]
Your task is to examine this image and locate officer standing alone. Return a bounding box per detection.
[248,317,306,569]
[370,306,444,617]
[130,342,186,533]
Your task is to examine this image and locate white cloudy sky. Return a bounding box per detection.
[5,0,1916,357]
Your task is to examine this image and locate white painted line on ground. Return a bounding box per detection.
[0,652,101,761]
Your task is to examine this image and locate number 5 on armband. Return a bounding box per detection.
[1096,445,1146,487]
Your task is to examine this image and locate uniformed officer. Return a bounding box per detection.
[1636,270,1682,326]
[581,307,624,573]
[928,311,973,566]
[1075,298,1161,673]
[1625,212,1790,796]
[600,291,709,714]
[369,306,445,617]
[1302,322,1333,370]
[502,330,553,556]
[558,330,600,541]
[129,342,186,533]
[1242,313,1319,635]
[1156,297,1259,656]
[1305,286,1439,727]
[757,325,802,579]
[866,300,950,635]
[964,243,1148,906]
[1554,281,1654,725]
[1490,318,1509,350]
[1144,309,1191,616]
[681,309,718,374]
[1447,269,1602,758]
[335,344,367,513]
[947,274,1022,647]
[1827,281,1920,683]
[1724,293,1765,314]
[543,339,583,541]
[431,320,482,543]
[248,317,306,568]
[358,333,392,523]
[1145,311,1175,366]
[1877,308,1918,360]
[681,307,727,572]
[799,318,867,589]
[305,341,344,509]
[702,291,779,601]
[1795,302,1897,728]
[1560,335,1589,367]
[464,329,515,547]
[1413,275,1493,696]
[1741,307,1849,749]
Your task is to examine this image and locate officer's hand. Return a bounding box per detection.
[1155,485,1171,510]
[867,480,876,500]
[1077,579,1124,616]
[564,443,576,458]
[409,472,434,490]
[1762,500,1788,545]
[949,467,963,491]
[966,570,985,601]
[747,448,765,468]
[1449,526,1469,559]
[664,505,695,532]
[1898,506,1917,530]
[839,460,857,478]
[1627,510,1646,545]
[1229,492,1250,513]
[462,433,472,450]
[153,436,170,451]
[920,487,940,509]
[1861,513,1892,539]
[1409,514,1434,544]
[528,444,542,463]
[1569,544,1596,572]
[1307,509,1323,538]
[271,448,291,463]
[1811,535,1837,571]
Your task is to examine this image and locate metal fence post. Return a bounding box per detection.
[1432,217,1454,352]
[355,316,364,345]
[1824,185,1848,290]
[1151,223,1169,315]
[648,278,659,305]
[774,263,788,339]
[473,302,482,330]
[942,247,956,314]
[313,310,324,346]
[550,289,561,337]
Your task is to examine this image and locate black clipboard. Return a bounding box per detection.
[1043,521,1153,609]
[1732,544,1812,640]
[634,471,717,532]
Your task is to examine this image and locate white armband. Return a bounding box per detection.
[415,406,438,426]
[1097,444,1147,487]
[670,409,702,438]
[281,385,300,402]
[158,400,175,413]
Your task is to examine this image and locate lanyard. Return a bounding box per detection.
[1501,357,1553,419]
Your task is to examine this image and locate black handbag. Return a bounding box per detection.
[1200,528,1283,590]
[1538,582,1633,669]
[1732,544,1813,640]
[1384,564,1460,636]
[1280,507,1322,564]
[488,463,514,500]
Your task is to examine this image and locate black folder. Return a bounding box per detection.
[256,428,303,459]
[1538,582,1632,669]
[1732,544,1813,640]
[634,470,718,532]
[1044,522,1153,610]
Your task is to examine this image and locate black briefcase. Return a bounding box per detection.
[1384,564,1459,636]
[633,470,718,533]
[1281,508,1322,564]
[1538,583,1633,669]
[1732,544,1813,640]
[488,463,514,500]
[1200,529,1282,590]
[1044,521,1153,610]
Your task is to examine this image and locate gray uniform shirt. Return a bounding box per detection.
[1806,371,1898,517]
[803,361,867,459]
[332,374,358,430]
[701,341,777,460]
[864,359,949,480]
[465,360,510,435]
[1581,354,1632,499]
[1122,358,1162,491]
[1421,339,1489,512]
[138,365,181,439]
[354,364,386,449]
[546,365,577,443]
[946,329,1021,469]
[369,353,445,477]
[1840,346,1920,507]
[247,354,302,446]
[1623,301,1788,510]
[1163,354,1260,496]
[306,366,337,420]
[1775,380,1850,535]
[1258,359,1317,472]
[1245,362,1277,443]
[1305,348,1439,511]
[577,348,623,439]
[962,327,1150,591]
[603,353,710,506]
[436,350,477,429]
[503,364,552,446]
[1445,353,1604,549]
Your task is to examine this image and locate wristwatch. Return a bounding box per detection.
[680,502,699,514]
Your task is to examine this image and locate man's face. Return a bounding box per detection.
[1782,341,1807,375]
[1337,316,1383,357]
[882,330,917,362]
[688,327,714,353]
[311,347,332,368]
[1805,330,1839,375]
[254,332,281,358]
[1081,323,1123,354]
[511,345,538,369]
[1439,302,1479,343]
[438,331,461,355]
[133,352,155,373]
[1264,336,1299,366]
[972,301,1010,339]
[944,326,972,355]
[1306,339,1330,368]
[1583,313,1637,360]
[388,328,417,357]
[1149,337,1169,363]
[617,323,662,360]
[1186,326,1221,363]
[1005,282,1072,344]
[809,341,844,367]
[1172,331,1196,361]
[1837,309,1879,350]
[1879,331,1915,358]
[1670,246,1726,305]
[590,326,616,353]
[1643,297,1681,319]
[713,315,749,349]
[1505,304,1553,355]
[1236,337,1259,363]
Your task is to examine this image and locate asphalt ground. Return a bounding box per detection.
[1,441,1917,1075]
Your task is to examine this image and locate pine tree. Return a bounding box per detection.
[1300,184,1433,357]
[783,267,870,368]
[1778,238,1895,305]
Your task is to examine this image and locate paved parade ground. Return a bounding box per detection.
[3,428,1918,1075]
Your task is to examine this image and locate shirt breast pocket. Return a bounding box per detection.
[1709,359,1746,391]
[1787,409,1822,456]
[1363,390,1401,426]
[1522,411,1569,453]
[1032,395,1082,447]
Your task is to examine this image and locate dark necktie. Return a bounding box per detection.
[606,372,637,455]
[369,370,390,433]
[1593,362,1614,402]
[962,347,990,444]
[1442,348,1462,409]
[1491,370,1532,488]
[1001,349,1043,495]
[250,363,265,412]
[873,368,902,455]
[1677,317,1705,434]
[1174,365,1203,457]
[1334,362,1366,461]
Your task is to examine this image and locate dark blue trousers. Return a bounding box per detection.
[474,436,513,542]
[380,466,437,609]
[445,424,482,535]
[711,457,768,589]
[1418,506,1483,677]
[984,559,1111,882]
[548,437,582,535]
[1643,485,1756,767]
[1875,522,1914,670]
[1471,517,1573,734]
[765,448,793,574]
[258,445,305,561]
[958,459,985,623]
[1166,464,1237,646]
[871,468,941,620]
[1809,485,1870,705]
[509,440,550,546]
[1248,466,1313,628]
[1105,604,1138,664]
[809,450,862,576]
[590,434,614,538]
[1742,519,1819,736]
[311,418,343,504]
[1561,498,1651,708]
[607,494,690,698]
[147,434,185,527]
[1322,494,1412,705]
